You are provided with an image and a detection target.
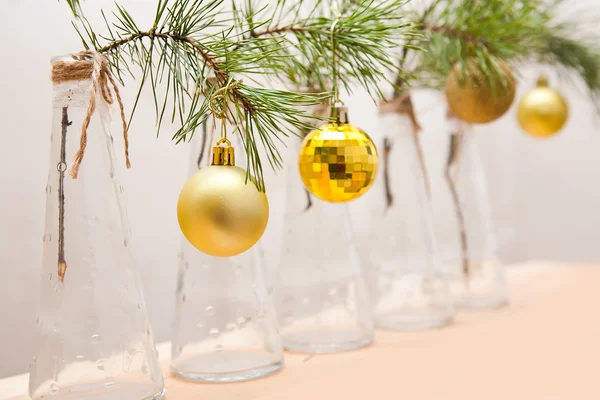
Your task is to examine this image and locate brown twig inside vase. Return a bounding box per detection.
[445,130,470,280]
[380,93,431,200]
[58,106,72,283]
[382,137,394,210]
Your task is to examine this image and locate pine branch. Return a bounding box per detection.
[396,0,600,104]
[70,0,330,191]
[234,0,417,100]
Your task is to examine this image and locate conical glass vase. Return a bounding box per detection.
[29,54,164,400]
[170,119,283,383]
[275,137,374,354]
[436,117,509,310]
[361,105,454,330]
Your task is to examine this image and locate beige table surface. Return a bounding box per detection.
[3,262,600,400]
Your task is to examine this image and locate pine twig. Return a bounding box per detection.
[421,23,488,48]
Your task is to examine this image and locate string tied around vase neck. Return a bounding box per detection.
[51,50,131,179]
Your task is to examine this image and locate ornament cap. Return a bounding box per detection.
[212,138,235,166]
[536,75,550,88]
[330,105,350,124]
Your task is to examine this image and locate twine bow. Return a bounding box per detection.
[67,50,130,178]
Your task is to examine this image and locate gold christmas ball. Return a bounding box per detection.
[299,109,378,203]
[177,165,269,257]
[517,76,568,138]
[445,58,517,124]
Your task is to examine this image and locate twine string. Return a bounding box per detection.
[51,50,130,179]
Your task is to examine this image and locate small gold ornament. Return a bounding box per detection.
[299,106,378,203]
[517,75,568,138]
[445,57,517,124]
[177,138,269,257]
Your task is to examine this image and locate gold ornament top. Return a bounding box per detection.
[299,106,378,203]
[212,137,235,166]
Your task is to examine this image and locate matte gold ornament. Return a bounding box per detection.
[299,106,378,203]
[517,75,568,138]
[177,138,269,257]
[445,58,517,124]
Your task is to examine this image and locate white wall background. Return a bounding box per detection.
[1,0,600,379]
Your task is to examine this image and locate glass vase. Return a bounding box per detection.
[361,103,454,330]
[170,118,283,383]
[436,116,509,309]
[29,54,164,400]
[275,136,374,354]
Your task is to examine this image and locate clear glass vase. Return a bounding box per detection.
[362,105,454,330]
[275,136,374,354]
[170,118,283,383]
[29,54,164,400]
[436,116,509,310]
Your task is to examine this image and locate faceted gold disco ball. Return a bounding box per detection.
[298,121,378,203]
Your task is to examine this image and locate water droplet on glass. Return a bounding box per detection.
[177,345,183,355]
[205,305,215,316]
[119,285,128,294]
[267,287,274,296]
[35,316,41,327]
[226,322,237,331]
[119,185,125,193]
[236,316,248,326]
[96,359,106,371]
[29,356,37,369]
[75,355,85,361]
[181,294,186,303]
[137,303,142,311]
[45,184,52,195]
[47,234,52,243]
[53,284,60,293]
[123,239,129,248]
[215,344,224,353]
[177,252,184,261]
[154,347,159,358]
[91,334,101,344]
[141,363,149,375]
[184,262,190,270]
[49,383,59,394]
[104,378,115,388]
[209,328,220,338]
[195,322,204,329]
[109,170,115,179]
